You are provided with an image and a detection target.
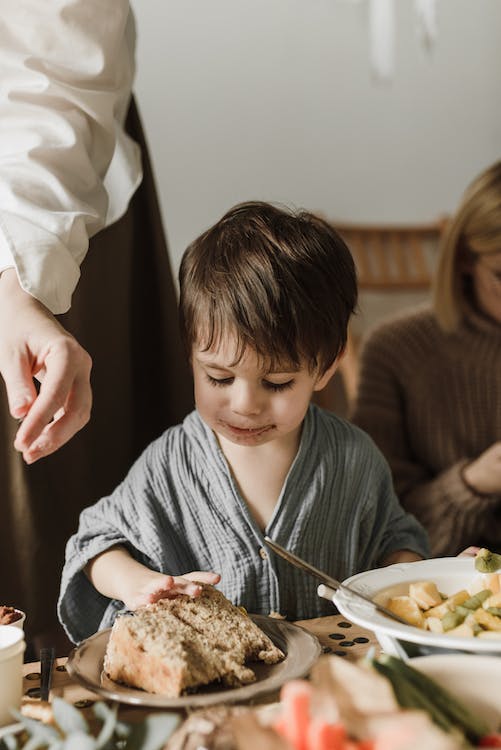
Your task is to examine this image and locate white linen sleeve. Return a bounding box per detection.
[0,0,140,313]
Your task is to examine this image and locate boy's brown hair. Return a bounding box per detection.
[179,201,357,374]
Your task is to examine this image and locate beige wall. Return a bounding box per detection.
[131,0,501,331]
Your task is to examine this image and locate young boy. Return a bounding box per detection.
[58,201,429,643]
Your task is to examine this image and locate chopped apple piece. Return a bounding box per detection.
[469,573,501,595]
[482,574,501,594]
[446,622,475,638]
[483,591,501,610]
[424,601,451,619]
[386,596,425,627]
[424,616,443,633]
[425,589,469,619]
[474,608,501,631]
[408,581,442,610]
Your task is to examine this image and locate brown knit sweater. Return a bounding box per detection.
[351,304,501,556]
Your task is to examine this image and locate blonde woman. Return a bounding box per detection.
[352,161,501,557]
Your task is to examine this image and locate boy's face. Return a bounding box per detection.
[192,335,336,449]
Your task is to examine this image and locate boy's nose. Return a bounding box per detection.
[230,384,262,415]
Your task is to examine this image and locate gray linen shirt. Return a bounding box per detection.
[58,405,429,643]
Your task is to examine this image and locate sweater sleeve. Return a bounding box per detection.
[352,324,501,557]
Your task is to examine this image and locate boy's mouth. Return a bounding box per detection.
[223,422,273,437]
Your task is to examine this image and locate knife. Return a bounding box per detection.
[264,536,410,626]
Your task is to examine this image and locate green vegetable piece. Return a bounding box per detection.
[370,659,454,735]
[376,654,490,743]
[487,607,501,617]
[441,609,467,631]
[462,589,492,610]
[475,548,501,573]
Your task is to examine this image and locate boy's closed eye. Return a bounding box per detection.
[204,374,294,392]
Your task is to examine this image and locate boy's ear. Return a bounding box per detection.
[313,350,345,392]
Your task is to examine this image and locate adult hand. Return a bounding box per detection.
[121,570,222,611]
[0,269,92,463]
[462,442,501,495]
[457,546,481,558]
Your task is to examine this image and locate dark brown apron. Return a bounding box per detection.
[0,99,194,658]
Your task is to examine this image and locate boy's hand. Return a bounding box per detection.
[122,570,221,611]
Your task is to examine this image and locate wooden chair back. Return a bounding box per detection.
[335,220,446,290]
[314,217,448,414]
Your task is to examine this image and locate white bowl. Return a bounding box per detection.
[331,557,501,658]
[409,654,501,732]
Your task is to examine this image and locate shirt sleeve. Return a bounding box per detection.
[353,431,430,567]
[58,442,168,643]
[0,0,138,313]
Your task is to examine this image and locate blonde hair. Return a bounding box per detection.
[433,160,501,331]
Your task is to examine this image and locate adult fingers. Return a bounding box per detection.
[15,341,92,458]
[20,372,92,462]
[0,350,38,420]
[457,546,480,558]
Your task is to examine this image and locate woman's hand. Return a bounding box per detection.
[462,442,501,495]
[457,546,481,558]
[120,570,222,611]
[0,269,92,462]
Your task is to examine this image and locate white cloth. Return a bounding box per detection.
[0,1,142,313]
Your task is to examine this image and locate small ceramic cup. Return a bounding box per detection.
[0,608,25,631]
[10,610,26,631]
[0,626,26,726]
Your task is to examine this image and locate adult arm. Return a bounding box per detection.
[0,269,92,461]
[0,0,139,460]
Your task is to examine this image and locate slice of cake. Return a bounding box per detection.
[103,584,284,697]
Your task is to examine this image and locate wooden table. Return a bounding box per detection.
[21,614,378,721]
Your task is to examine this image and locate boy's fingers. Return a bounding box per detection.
[164,572,221,597]
[182,571,221,584]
